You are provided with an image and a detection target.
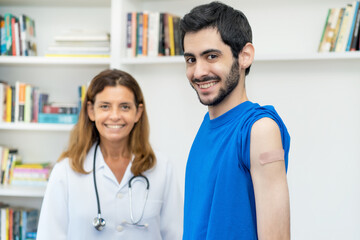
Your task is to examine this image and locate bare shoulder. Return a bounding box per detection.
[251,117,282,149]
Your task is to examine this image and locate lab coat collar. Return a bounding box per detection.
[84,143,135,190]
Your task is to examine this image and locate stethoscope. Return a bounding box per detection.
[92,141,150,231]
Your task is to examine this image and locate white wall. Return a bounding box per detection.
[1,0,359,239]
[122,1,360,239]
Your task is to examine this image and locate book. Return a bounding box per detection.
[148,12,160,57]
[17,82,26,122]
[0,16,6,55]
[11,86,15,122]
[131,12,137,57]
[31,87,39,123]
[136,12,144,56]
[346,1,360,51]
[172,16,182,55]
[19,14,37,56]
[24,84,32,123]
[4,13,15,56]
[38,92,49,115]
[126,12,133,57]
[331,8,345,51]
[349,2,360,50]
[318,8,339,52]
[6,85,12,122]
[335,4,354,52]
[163,13,170,56]
[142,12,149,56]
[158,13,165,56]
[43,102,78,114]
[21,208,40,240]
[38,113,78,124]
[12,168,50,180]
[3,149,18,185]
[168,14,175,56]
[0,146,10,184]
[12,17,21,56]
[0,81,6,122]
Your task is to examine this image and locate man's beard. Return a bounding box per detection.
[192,60,240,106]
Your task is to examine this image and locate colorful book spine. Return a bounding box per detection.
[137,12,144,56]
[335,4,353,52]
[18,82,26,122]
[126,12,132,57]
[38,113,78,124]
[4,13,14,56]
[6,85,12,122]
[0,16,6,55]
[346,1,360,51]
[168,14,175,56]
[349,2,360,50]
[24,84,32,122]
[148,12,160,57]
[131,12,137,57]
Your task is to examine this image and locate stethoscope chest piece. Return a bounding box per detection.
[93,215,106,231]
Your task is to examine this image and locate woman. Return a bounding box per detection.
[37,69,183,239]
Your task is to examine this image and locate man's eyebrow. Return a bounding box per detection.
[183,52,194,57]
[200,49,222,56]
[184,49,222,58]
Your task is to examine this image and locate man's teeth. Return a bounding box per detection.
[199,82,216,89]
[106,124,123,129]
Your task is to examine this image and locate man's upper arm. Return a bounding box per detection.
[250,117,290,240]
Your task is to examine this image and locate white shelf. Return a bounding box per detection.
[0,56,110,66]
[0,0,110,7]
[2,52,359,66]
[255,51,360,61]
[120,52,360,65]
[0,122,75,131]
[121,56,185,64]
[0,185,46,198]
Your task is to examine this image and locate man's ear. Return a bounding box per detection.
[87,101,95,121]
[238,42,255,70]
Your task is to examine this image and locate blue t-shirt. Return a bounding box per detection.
[183,101,290,240]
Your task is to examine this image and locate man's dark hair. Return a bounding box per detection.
[180,1,253,75]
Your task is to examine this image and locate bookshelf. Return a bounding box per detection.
[0,0,359,239]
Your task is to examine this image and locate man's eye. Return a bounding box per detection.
[186,57,196,64]
[208,54,218,60]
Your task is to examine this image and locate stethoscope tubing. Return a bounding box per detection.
[92,141,150,230]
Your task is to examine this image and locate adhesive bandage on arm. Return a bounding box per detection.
[259,149,285,165]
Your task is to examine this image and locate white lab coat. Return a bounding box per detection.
[37,144,183,240]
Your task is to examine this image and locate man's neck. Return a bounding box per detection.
[208,83,248,120]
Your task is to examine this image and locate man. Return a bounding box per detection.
[180,2,291,240]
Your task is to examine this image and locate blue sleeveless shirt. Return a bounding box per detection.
[183,101,290,240]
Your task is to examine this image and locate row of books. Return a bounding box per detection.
[45,30,110,58]
[0,13,37,56]
[0,203,39,240]
[0,146,52,187]
[126,12,183,58]
[0,147,20,186]
[0,81,80,124]
[318,1,360,52]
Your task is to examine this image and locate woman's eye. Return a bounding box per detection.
[122,105,130,110]
[100,105,109,109]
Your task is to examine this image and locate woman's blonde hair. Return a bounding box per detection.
[58,69,156,175]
